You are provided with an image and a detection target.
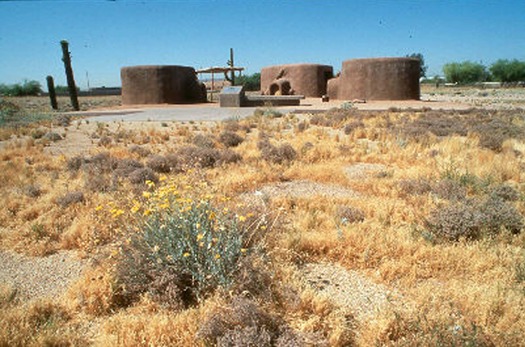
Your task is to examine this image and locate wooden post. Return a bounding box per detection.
[230,48,235,86]
[60,40,80,111]
[46,76,58,110]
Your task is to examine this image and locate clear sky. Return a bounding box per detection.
[1,0,524,89]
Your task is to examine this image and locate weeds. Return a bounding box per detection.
[258,139,297,164]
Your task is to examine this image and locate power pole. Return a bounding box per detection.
[60,40,80,111]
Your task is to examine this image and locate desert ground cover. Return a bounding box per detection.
[1,89,525,346]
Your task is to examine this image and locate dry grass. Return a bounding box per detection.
[1,94,525,345]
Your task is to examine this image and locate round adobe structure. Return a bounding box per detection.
[261,63,333,97]
[121,65,207,105]
[328,57,420,100]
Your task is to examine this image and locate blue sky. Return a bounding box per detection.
[1,0,524,89]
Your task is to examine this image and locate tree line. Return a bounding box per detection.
[442,59,525,84]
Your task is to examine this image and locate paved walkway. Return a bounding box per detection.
[79,97,471,123]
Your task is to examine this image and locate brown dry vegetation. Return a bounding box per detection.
[1,93,525,346]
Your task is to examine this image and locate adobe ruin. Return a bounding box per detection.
[261,64,334,97]
[121,65,207,105]
[328,57,420,100]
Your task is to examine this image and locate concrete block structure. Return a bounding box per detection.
[121,65,207,105]
[328,58,420,100]
[261,63,333,97]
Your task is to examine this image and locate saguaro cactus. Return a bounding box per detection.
[46,75,58,110]
[60,40,79,111]
[224,48,235,85]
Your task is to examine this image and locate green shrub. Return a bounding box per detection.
[443,61,488,84]
[235,73,261,91]
[117,182,270,307]
[0,80,42,96]
[490,59,525,83]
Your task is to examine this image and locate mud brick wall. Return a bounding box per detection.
[328,58,420,100]
[121,65,206,105]
[261,64,334,97]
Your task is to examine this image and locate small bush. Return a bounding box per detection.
[344,120,364,135]
[398,178,432,197]
[336,205,365,224]
[54,114,71,127]
[22,184,42,198]
[431,179,467,201]
[425,199,484,240]
[425,196,523,240]
[56,191,85,208]
[117,185,269,307]
[177,145,222,168]
[43,132,62,142]
[219,131,244,148]
[146,155,171,173]
[98,135,113,147]
[258,140,297,164]
[192,134,216,149]
[128,145,151,158]
[196,297,282,346]
[490,184,520,202]
[127,167,159,185]
[218,149,242,165]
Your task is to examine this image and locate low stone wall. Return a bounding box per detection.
[328,58,420,100]
[121,65,206,105]
[261,63,333,97]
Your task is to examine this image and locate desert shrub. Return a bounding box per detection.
[56,191,85,208]
[479,197,523,235]
[146,155,171,173]
[98,135,113,147]
[398,178,432,197]
[117,184,270,307]
[84,173,112,192]
[164,153,183,173]
[218,149,242,165]
[223,119,241,132]
[425,196,523,240]
[344,120,364,135]
[22,184,42,198]
[311,108,359,128]
[440,161,493,195]
[127,167,159,185]
[258,139,297,164]
[296,121,308,132]
[30,128,46,139]
[336,205,365,224]
[490,184,521,202]
[192,133,216,148]
[196,297,284,346]
[254,108,283,118]
[43,131,62,142]
[113,158,144,177]
[219,131,244,148]
[176,145,222,168]
[473,118,523,152]
[54,114,71,127]
[128,144,151,158]
[431,179,467,201]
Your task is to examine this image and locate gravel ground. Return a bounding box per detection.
[300,263,403,322]
[0,250,88,301]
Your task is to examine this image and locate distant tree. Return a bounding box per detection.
[235,73,261,91]
[0,80,42,96]
[490,59,525,83]
[443,61,488,84]
[406,53,427,78]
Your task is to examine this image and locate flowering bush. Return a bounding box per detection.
[116,178,269,307]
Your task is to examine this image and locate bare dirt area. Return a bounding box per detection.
[1,88,525,345]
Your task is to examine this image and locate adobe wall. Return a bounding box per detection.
[121,65,207,105]
[261,64,334,97]
[328,58,420,100]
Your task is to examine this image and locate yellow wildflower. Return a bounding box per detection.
[95,205,103,212]
[142,191,152,199]
[159,175,167,182]
[238,215,246,222]
[145,180,155,188]
[183,252,190,257]
[196,233,204,241]
[143,209,153,216]
[196,223,201,229]
[215,254,221,260]
[241,248,247,253]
